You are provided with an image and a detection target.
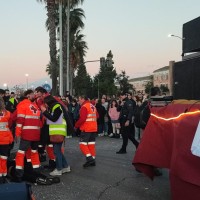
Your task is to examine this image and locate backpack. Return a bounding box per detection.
[133,101,150,129]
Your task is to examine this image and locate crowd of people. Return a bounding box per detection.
[0,86,163,186]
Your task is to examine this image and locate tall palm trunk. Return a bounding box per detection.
[47,0,57,95]
[63,20,67,94]
[69,65,74,94]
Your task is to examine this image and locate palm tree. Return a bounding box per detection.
[37,0,61,95]
[38,0,85,95]
[62,1,85,93]
[70,30,88,92]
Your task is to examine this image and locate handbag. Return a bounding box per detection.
[50,135,65,143]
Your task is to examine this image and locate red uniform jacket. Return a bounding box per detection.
[75,100,98,132]
[0,110,13,145]
[16,99,42,141]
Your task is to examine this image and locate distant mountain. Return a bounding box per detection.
[10,77,52,91]
[30,77,52,88]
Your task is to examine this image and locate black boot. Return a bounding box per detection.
[116,149,127,154]
[83,156,96,168]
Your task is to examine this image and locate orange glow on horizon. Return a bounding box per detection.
[151,110,200,121]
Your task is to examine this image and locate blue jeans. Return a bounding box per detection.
[53,143,68,170]
[98,124,104,134]
[103,122,108,133]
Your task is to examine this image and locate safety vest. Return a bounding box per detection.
[16,99,41,141]
[80,102,97,132]
[49,104,67,137]
[9,97,15,105]
[0,110,13,145]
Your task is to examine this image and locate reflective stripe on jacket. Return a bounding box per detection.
[49,104,67,137]
[0,110,13,145]
[80,102,97,132]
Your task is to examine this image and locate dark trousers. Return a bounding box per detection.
[0,145,10,157]
[18,139,39,152]
[121,123,139,151]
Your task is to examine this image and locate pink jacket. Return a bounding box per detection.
[108,107,120,121]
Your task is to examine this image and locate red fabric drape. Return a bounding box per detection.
[133,100,200,200]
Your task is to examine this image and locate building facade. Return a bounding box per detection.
[129,75,152,94]
[153,66,169,89]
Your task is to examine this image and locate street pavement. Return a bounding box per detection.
[32,136,170,200]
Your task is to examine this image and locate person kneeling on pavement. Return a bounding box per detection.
[7,157,60,185]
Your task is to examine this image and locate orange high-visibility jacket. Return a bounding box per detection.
[16,99,42,141]
[0,110,13,145]
[80,102,97,132]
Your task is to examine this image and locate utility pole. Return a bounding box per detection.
[66,0,70,92]
[59,3,63,96]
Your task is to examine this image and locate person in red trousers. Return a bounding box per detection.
[75,95,98,168]
[15,90,42,181]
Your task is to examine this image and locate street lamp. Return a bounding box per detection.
[168,34,185,57]
[3,83,8,89]
[25,74,29,90]
[168,34,185,40]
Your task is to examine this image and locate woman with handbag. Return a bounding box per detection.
[40,95,70,176]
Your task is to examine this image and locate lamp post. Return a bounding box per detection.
[66,0,70,92]
[168,34,185,57]
[59,3,63,96]
[25,74,29,90]
[168,34,185,40]
[75,60,100,70]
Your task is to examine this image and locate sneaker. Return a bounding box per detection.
[109,133,114,137]
[49,169,62,176]
[98,133,104,137]
[62,166,71,174]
